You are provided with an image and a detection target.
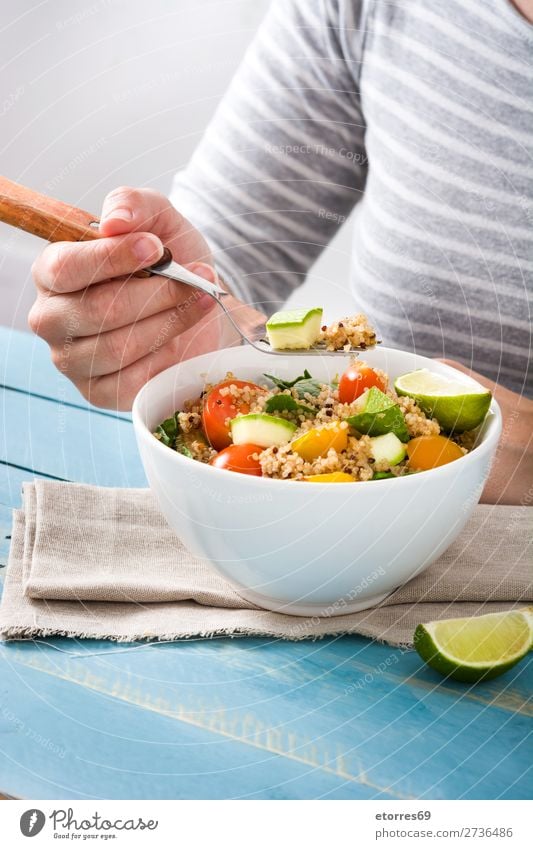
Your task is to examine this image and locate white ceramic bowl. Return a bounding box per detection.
[132,346,501,616]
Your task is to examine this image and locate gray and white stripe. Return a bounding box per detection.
[172,0,532,394]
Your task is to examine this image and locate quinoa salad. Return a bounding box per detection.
[318,313,378,351]
[153,332,491,482]
[265,307,378,352]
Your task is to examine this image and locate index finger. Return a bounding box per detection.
[32,232,163,294]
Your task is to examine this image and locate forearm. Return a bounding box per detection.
[481,384,533,506]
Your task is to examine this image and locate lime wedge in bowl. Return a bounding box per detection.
[414,608,533,682]
[395,368,492,432]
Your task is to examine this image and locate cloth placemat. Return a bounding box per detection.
[0,481,531,646]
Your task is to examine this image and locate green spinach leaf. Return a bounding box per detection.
[155,412,194,458]
[175,433,194,459]
[293,377,323,398]
[263,369,322,398]
[265,395,315,416]
[155,412,180,447]
[263,369,313,390]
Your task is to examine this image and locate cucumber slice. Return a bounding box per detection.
[266,307,323,350]
[347,387,410,442]
[230,413,297,448]
[369,432,407,466]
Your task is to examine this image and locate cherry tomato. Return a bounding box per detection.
[210,443,263,476]
[202,379,263,450]
[338,362,386,404]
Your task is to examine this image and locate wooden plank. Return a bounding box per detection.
[0,388,146,488]
[1,637,531,800]
[0,462,61,511]
[0,326,130,420]
[0,656,389,800]
[0,503,13,567]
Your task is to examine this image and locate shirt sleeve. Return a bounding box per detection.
[170,0,368,310]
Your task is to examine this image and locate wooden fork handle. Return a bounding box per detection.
[0,175,100,243]
[0,176,174,279]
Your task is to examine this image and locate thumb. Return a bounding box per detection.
[183,261,219,285]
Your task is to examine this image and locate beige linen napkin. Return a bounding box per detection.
[0,481,531,646]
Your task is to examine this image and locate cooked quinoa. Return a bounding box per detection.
[394,394,441,438]
[154,358,476,481]
[177,411,202,432]
[319,313,378,351]
[454,427,481,452]
[259,433,377,480]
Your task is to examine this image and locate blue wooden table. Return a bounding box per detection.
[0,326,531,800]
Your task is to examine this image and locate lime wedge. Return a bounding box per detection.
[394,369,491,433]
[414,608,533,682]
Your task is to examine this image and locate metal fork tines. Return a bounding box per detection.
[151,254,377,357]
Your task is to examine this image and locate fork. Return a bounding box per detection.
[0,176,371,356]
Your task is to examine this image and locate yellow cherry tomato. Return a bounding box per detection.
[406,435,464,470]
[291,422,348,461]
[303,472,356,483]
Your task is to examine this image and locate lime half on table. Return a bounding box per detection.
[414,608,533,682]
[395,369,492,432]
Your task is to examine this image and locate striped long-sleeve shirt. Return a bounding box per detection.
[171,0,532,395]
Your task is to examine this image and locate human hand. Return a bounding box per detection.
[29,186,226,409]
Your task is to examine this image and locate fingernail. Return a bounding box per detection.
[188,262,216,283]
[105,207,132,223]
[133,236,160,263]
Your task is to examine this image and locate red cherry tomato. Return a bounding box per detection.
[338,362,386,404]
[210,443,263,476]
[202,379,264,450]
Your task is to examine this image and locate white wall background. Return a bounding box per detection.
[0,0,354,333]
